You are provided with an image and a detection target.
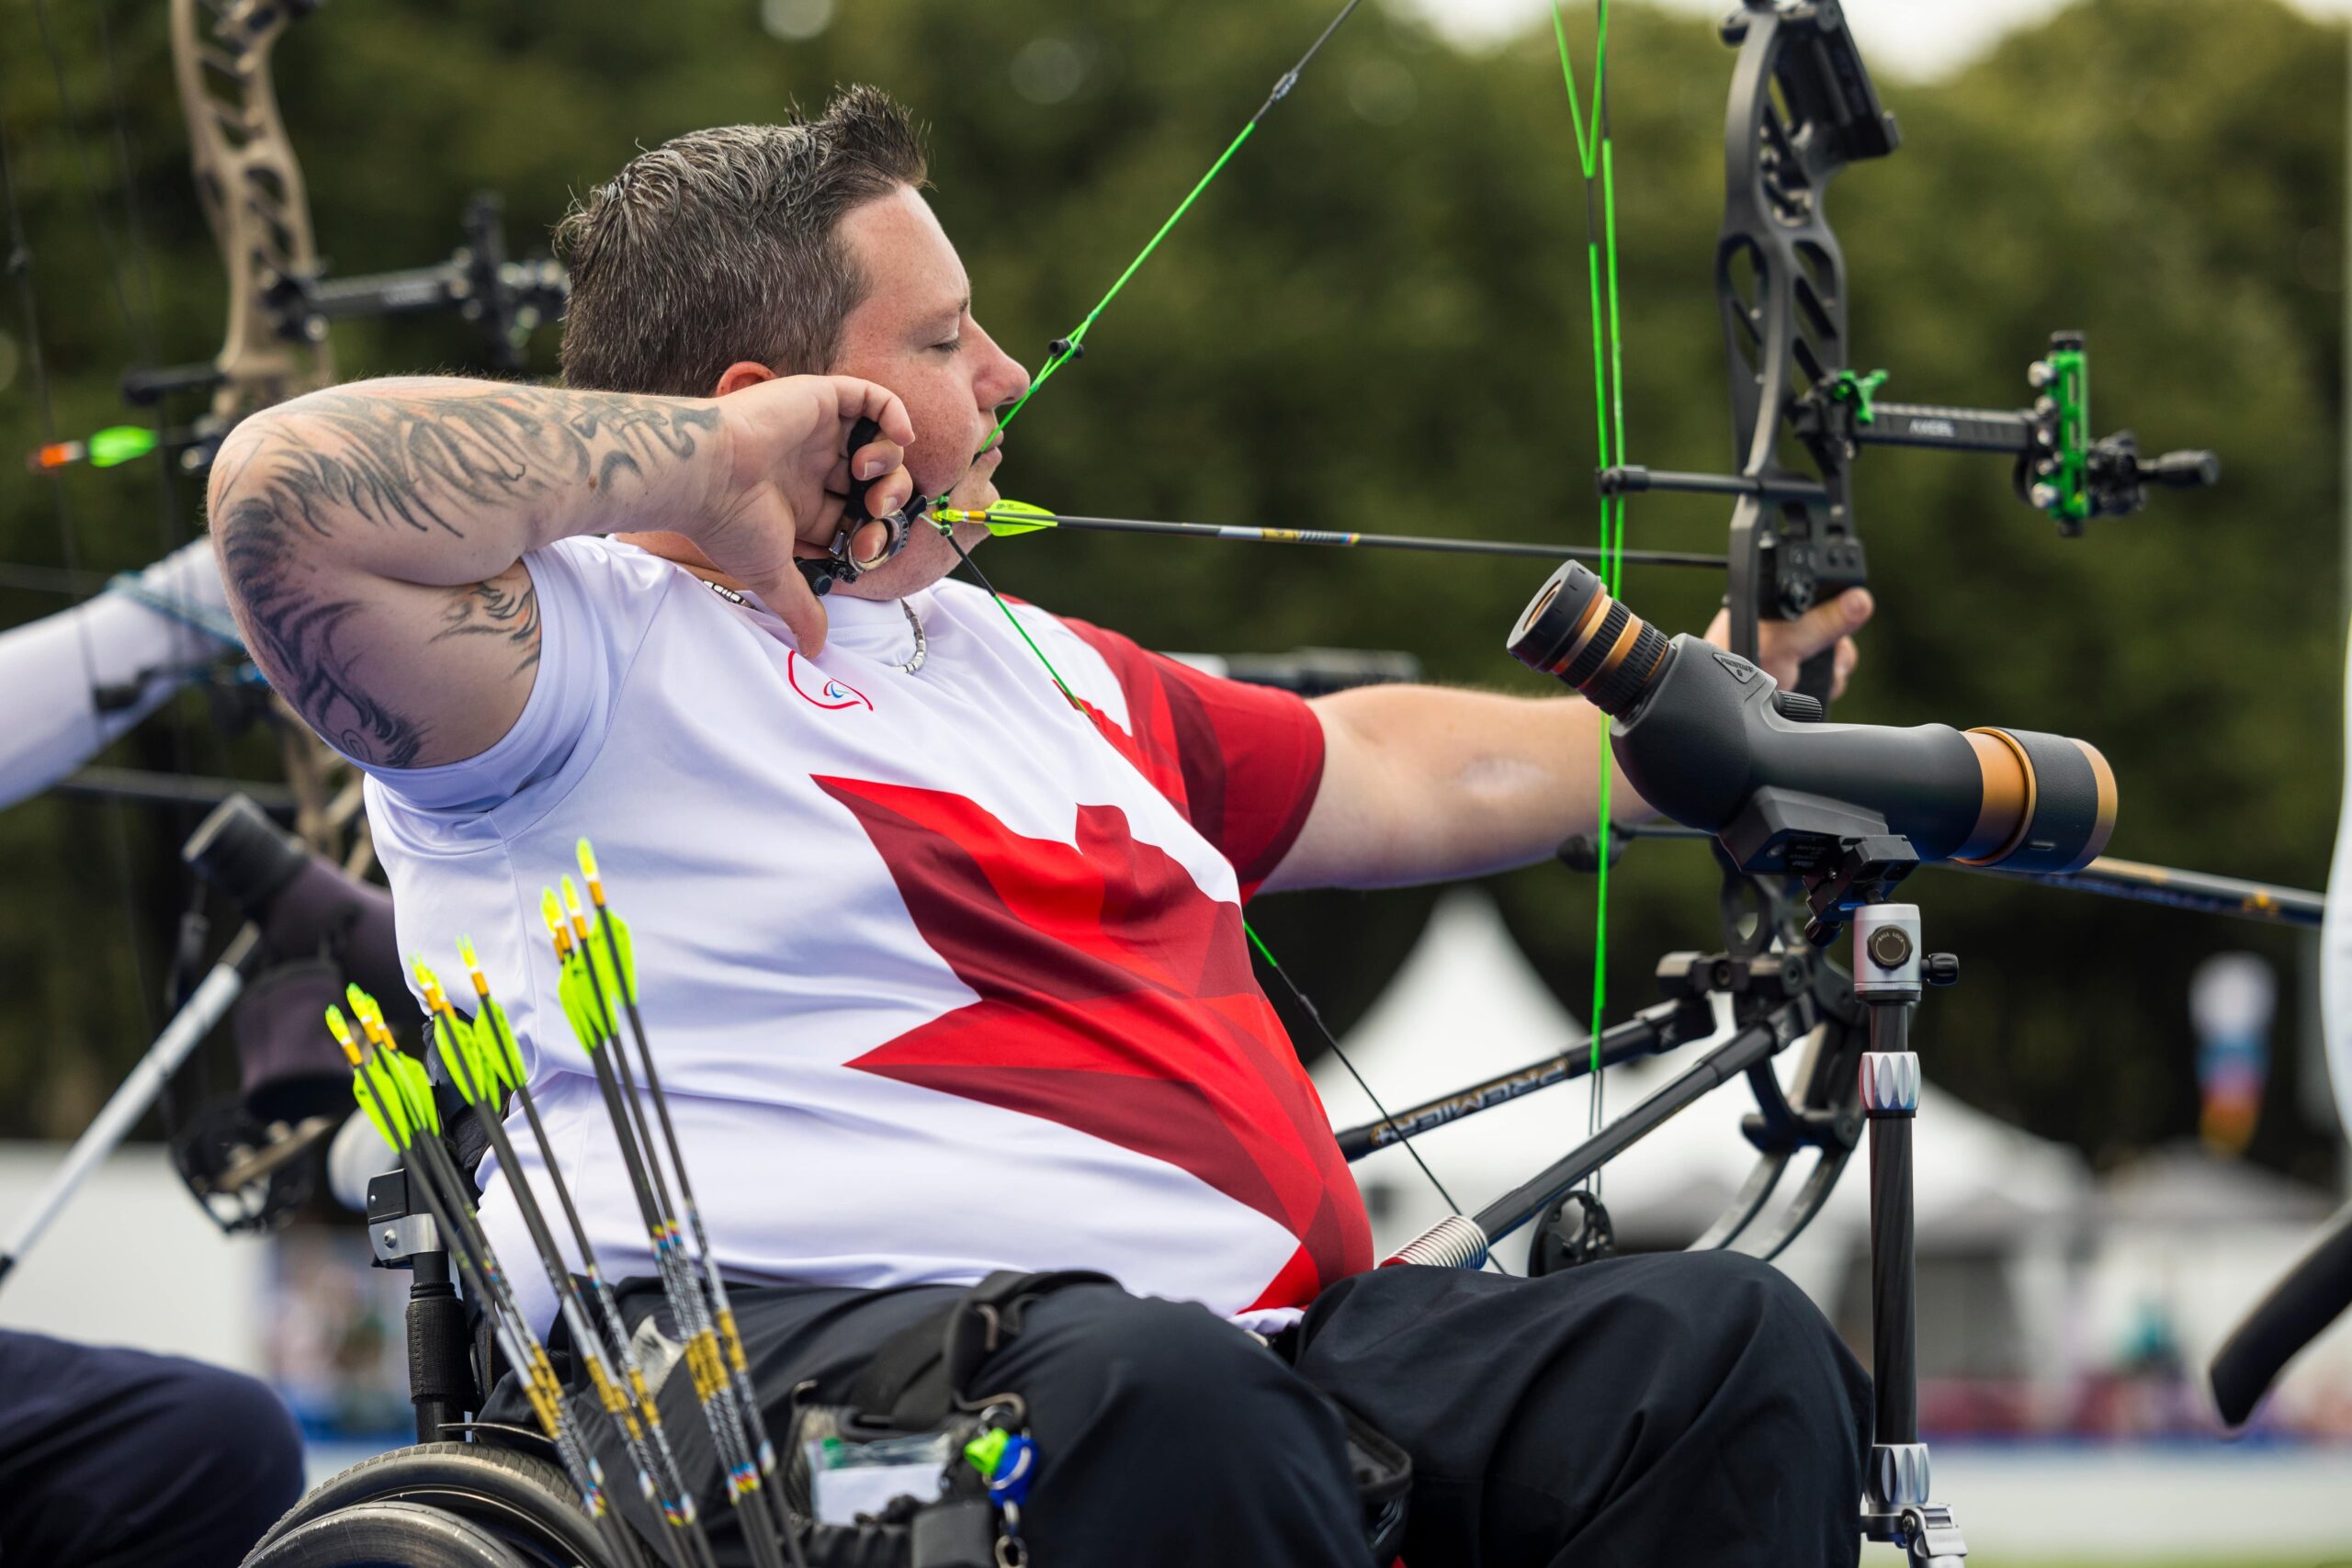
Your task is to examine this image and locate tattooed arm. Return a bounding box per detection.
[208,375,913,768]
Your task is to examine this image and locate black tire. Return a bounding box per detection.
[242,1442,619,1568]
[243,1501,531,1568]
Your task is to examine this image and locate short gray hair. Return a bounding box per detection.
[554,87,930,396]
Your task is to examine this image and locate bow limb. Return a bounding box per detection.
[171,0,335,422]
[170,0,361,862]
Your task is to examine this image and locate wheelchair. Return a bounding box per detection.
[243,1440,612,1568]
[243,1164,624,1568]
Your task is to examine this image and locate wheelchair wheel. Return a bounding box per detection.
[242,1441,620,1568]
[242,1501,531,1567]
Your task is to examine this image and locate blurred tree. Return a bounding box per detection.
[0,0,2339,1187]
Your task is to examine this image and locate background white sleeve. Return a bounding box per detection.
[0,539,240,811]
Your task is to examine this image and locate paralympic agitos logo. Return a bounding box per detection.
[786,652,872,712]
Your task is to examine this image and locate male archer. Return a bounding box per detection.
[212,88,1872,1566]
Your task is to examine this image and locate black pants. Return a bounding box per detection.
[0,1328,306,1568]
[522,1249,1869,1568]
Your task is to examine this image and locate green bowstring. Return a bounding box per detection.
[981,0,1365,452]
[982,122,1260,445]
[1554,0,1627,1175]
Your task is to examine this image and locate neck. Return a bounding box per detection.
[614,530,742,591]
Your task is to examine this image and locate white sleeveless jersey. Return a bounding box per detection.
[359,536,1369,1334]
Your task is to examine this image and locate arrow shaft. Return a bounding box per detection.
[443,1005,718,1568]
[356,1041,648,1568]
[963,510,1724,568]
[586,899,792,1542]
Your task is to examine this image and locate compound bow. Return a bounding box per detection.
[933,0,2231,1275]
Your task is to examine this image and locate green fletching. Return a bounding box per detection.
[458,1007,503,1099]
[982,500,1058,537]
[360,1055,413,1149]
[584,911,636,1013]
[87,425,158,468]
[558,960,604,1055]
[389,1051,439,1135]
[479,996,526,1091]
[432,1011,483,1105]
[351,1067,401,1151]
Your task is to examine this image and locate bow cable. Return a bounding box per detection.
[925,0,1487,1235]
[935,0,1524,1247]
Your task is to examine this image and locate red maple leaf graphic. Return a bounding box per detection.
[815,775,1371,1308]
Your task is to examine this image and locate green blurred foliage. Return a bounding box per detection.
[0,0,2341,1181]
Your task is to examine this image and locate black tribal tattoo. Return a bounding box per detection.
[431,573,543,679]
[212,384,720,766]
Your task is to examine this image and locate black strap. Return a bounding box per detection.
[848,1269,1114,1431]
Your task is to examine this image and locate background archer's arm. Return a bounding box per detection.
[0,542,240,810]
[1264,591,1870,892]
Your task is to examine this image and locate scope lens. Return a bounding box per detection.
[1954,728,2118,874]
[1508,560,1672,716]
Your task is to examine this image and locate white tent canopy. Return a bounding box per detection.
[1311,891,2092,1291]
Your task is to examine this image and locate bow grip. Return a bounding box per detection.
[1793,644,1837,706]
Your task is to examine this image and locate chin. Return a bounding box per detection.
[839,519,978,601]
[944,476,1001,513]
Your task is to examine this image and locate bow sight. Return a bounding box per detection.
[1593,2,2220,706]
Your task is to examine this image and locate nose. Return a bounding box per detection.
[971,323,1030,418]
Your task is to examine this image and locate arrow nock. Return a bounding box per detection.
[324,1005,363,1067]
[539,889,576,960]
[457,935,492,998]
[560,875,592,941]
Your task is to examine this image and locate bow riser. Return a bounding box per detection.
[1715,1,1898,703]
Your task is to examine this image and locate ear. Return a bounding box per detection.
[712,361,779,397]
